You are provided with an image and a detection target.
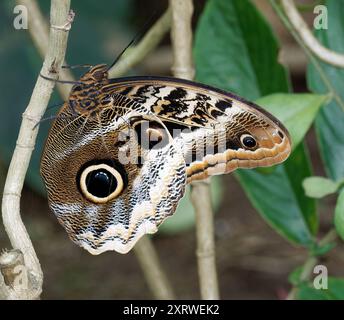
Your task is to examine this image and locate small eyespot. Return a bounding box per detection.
[240,134,257,149]
[278,130,284,139]
[79,163,124,203]
[132,119,169,150]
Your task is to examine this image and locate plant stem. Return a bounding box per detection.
[190,181,220,299]
[270,0,344,111]
[134,237,175,299]
[281,0,344,68]
[169,0,220,299]
[109,7,172,78]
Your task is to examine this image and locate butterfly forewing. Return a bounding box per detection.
[103,76,291,182]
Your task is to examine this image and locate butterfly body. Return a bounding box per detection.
[41,65,291,254]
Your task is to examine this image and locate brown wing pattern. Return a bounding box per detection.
[40,65,291,255]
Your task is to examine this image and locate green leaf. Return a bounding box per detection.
[334,190,344,240]
[195,0,318,245]
[236,143,316,246]
[307,0,344,181]
[326,277,344,299]
[284,145,318,236]
[297,277,344,300]
[297,284,332,300]
[256,94,328,150]
[303,176,339,199]
[159,177,223,234]
[194,0,290,99]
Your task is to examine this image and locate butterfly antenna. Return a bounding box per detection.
[107,10,161,71]
[46,101,65,111]
[33,114,79,130]
[40,73,83,85]
[62,64,93,69]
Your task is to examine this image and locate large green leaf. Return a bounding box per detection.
[237,144,315,245]
[194,0,289,99]
[334,190,344,240]
[307,0,344,181]
[194,0,318,245]
[256,94,328,150]
[252,94,326,237]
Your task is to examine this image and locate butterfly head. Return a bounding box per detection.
[78,64,109,85]
[68,64,110,113]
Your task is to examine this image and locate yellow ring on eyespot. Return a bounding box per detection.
[79,164,124,204]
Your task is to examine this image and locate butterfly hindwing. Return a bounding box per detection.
[41,97,186,254]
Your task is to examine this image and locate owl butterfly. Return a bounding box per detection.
[40,64,291,255]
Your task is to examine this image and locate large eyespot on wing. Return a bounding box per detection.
[74,141,187,255]
[77,160,127,204]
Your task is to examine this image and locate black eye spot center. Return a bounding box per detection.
[86,169,117,198]
[242,135,257,149]
[77,160,127,203]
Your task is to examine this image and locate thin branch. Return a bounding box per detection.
[169,0,195,80]
[270,0,344,111]
[169,0,220,299]
[281,0,344,68]
[133,237,175,299]
[17,0,74,100]
[108,7,172,78]
[1,0,72,299]
[190,181,220,299]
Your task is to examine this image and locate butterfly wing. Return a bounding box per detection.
[103,76,292,182]
[41,74,291,255]
[41,100,186,254]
